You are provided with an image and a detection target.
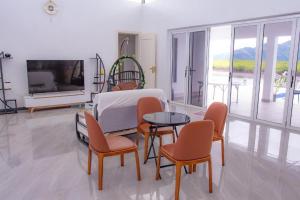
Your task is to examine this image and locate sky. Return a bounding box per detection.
[209,23,292,55]
[210,35,291,56]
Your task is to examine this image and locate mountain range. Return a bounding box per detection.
[214,41,291,61]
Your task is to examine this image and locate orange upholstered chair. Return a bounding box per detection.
[137,97,175,162]
[156,120,214,200]
[84,112,141,190]
[111,81,138,91]
[203,102,228,166]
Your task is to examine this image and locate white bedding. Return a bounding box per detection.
[93,89,169,117]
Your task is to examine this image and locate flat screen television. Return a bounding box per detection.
[27,60,84,94]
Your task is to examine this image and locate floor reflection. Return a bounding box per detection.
[222,118,300,200]
[286,132,300,165]
[0,106,300,199]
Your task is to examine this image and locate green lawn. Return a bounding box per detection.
[212,60,300,74]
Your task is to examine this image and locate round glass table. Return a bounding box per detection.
[143,112,191,128]
[143,112,191,170]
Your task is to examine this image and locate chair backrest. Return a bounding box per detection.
[173,120,214,161]
[137,97,163,125]
[204,102,228,137]
[84,112,110,153]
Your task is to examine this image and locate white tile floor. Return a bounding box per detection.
[0,105,300,200]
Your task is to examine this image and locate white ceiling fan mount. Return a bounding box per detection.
[44,0,58,15]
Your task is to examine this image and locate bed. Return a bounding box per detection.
[75,89,169,144]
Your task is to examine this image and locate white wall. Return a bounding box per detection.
[0,0,142,107]
[1,0,300,107]
[141,0,300,97]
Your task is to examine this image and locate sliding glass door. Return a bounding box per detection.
[290,39,300,127]
[289,20,300,128]
[171,33,188,104]
[187,30,207,107]
[171,30,208,107]
[170,17,300,130]
[207,26,232,107]
[257,21,294,124]
[229,25,259,117]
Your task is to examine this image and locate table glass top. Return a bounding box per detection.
[143,112,190,126]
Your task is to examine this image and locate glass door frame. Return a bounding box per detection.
[187,28,210,107]
[169,27,210,108]
[254,18,297,127]
[168,14,300,131]
[227,19,298,127]
[206,25,232,108]
[286,18,300,129]
[227,22,263,121]
[169,31,189,105]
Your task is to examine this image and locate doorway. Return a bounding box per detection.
[207,25,232,107]
[169,15,300,130]
[171,30,208,107]
[118,33,138,72]
[256,21,294,124]
[118,32,156,88]
[229,24,259,117]
[171,32,188,104]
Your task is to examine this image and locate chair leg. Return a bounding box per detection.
[88,148,92,175]
[208,157,213,193]
[136,132,140,147]
[120,154,124,167]
[143,133,149,163]
[221,138,225,166]
[134,150,141,181]
[175,163,182,200]
[172,132,176,143]
[188,164,193,174]
[159,135,163,147]
[98,154,104,190]
[156,150,161,180]
[193,164,197,172]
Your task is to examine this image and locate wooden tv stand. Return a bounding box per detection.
[24,91,88,112]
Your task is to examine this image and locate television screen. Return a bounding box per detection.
[27,60,84,94]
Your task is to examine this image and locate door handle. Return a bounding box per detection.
[228,72,232,82]
[150,66,156,73]
[185,66,188,77]
[291,75,294,88]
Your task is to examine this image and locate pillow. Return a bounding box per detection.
[118,82,138,90]
[111,86,121,91]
